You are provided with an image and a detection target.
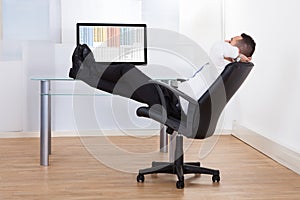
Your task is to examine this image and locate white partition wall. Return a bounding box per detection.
[0,61,22,131]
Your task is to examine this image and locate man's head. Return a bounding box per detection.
[229,33,256,57]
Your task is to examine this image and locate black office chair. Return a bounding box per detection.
[136,62,254,189]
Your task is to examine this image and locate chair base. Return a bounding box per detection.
[136,134,220,189]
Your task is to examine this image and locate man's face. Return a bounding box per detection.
[226,36,243,47]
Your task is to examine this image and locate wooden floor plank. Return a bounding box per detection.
[0,135,299,199]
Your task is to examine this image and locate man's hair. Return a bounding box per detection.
[236,33,256,57]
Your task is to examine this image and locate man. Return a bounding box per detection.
[178,33,256,112]
[210,33,255,73]
[69,33,256,119]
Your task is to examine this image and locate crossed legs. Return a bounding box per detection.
[70,44,162,107]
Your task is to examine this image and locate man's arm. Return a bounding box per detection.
[234,53,252,62]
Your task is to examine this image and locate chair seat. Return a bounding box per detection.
[137,106,183,133]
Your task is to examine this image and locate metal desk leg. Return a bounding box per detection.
[40,80,51,166]
[159,125,176,162]
[160,124,168,153]
[168,80,178,161]
[48,88,51,155]
[159,79,170,153]
[169,133,177,162]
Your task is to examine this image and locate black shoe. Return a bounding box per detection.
[69,44,93,79]
[68,67,78,79]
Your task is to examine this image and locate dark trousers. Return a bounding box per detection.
[94,63,181,119]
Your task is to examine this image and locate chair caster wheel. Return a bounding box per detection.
[176,181,184,189]
[137,174,145,183]
[212,175,220,183]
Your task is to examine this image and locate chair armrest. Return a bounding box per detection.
[148,79,199,137]
[148,80,198,105]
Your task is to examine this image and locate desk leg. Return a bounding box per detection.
[169,133,177,162]
[160,124,168,153]
[159,125,176,161]
[168,80,178,161]
[48,88,51,155]
[40,80,51,166]
[159,80,170,153]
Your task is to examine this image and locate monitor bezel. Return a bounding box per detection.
[76,22,147,65]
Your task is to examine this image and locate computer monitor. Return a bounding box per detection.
[76,23,147,65]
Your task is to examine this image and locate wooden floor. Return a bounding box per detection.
[0,135,299,200]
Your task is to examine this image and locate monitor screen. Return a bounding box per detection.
[76,23,147,65]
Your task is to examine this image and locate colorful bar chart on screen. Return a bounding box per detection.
[77,23,147,64]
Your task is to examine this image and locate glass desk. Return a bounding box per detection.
[31,77,178,166]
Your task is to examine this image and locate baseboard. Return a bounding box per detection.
[0,129,161,138]
[0,128,232,139]
[232,121,300,175]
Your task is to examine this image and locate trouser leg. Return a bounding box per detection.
[77,60,181,118]
[96,63,162,106]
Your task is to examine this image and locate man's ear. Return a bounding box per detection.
[248,57,252,61]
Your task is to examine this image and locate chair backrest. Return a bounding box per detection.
[187,62,254,139]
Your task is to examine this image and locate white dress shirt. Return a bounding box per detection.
[178,41,239,114]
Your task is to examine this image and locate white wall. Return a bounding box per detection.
[41,0,198,132]
[0,0,51,132]
[22,41,56,131]
[179,0,224,52]
[61,0,142,44]
[0,0,2,40]
[27,0,149,132]
[1,0,299,167]
[0,61,22,131]
[57,0,159,132]
[1,0,171,132]
[2,0,50,41]
[179,0,239,131]
[225,0,300,153]
[142,0,179,32]
[0,0,224,132]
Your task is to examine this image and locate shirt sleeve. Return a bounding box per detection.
[223,42,239,58]
[209,41,239,73]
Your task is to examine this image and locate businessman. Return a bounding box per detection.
[69,33,256,119]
